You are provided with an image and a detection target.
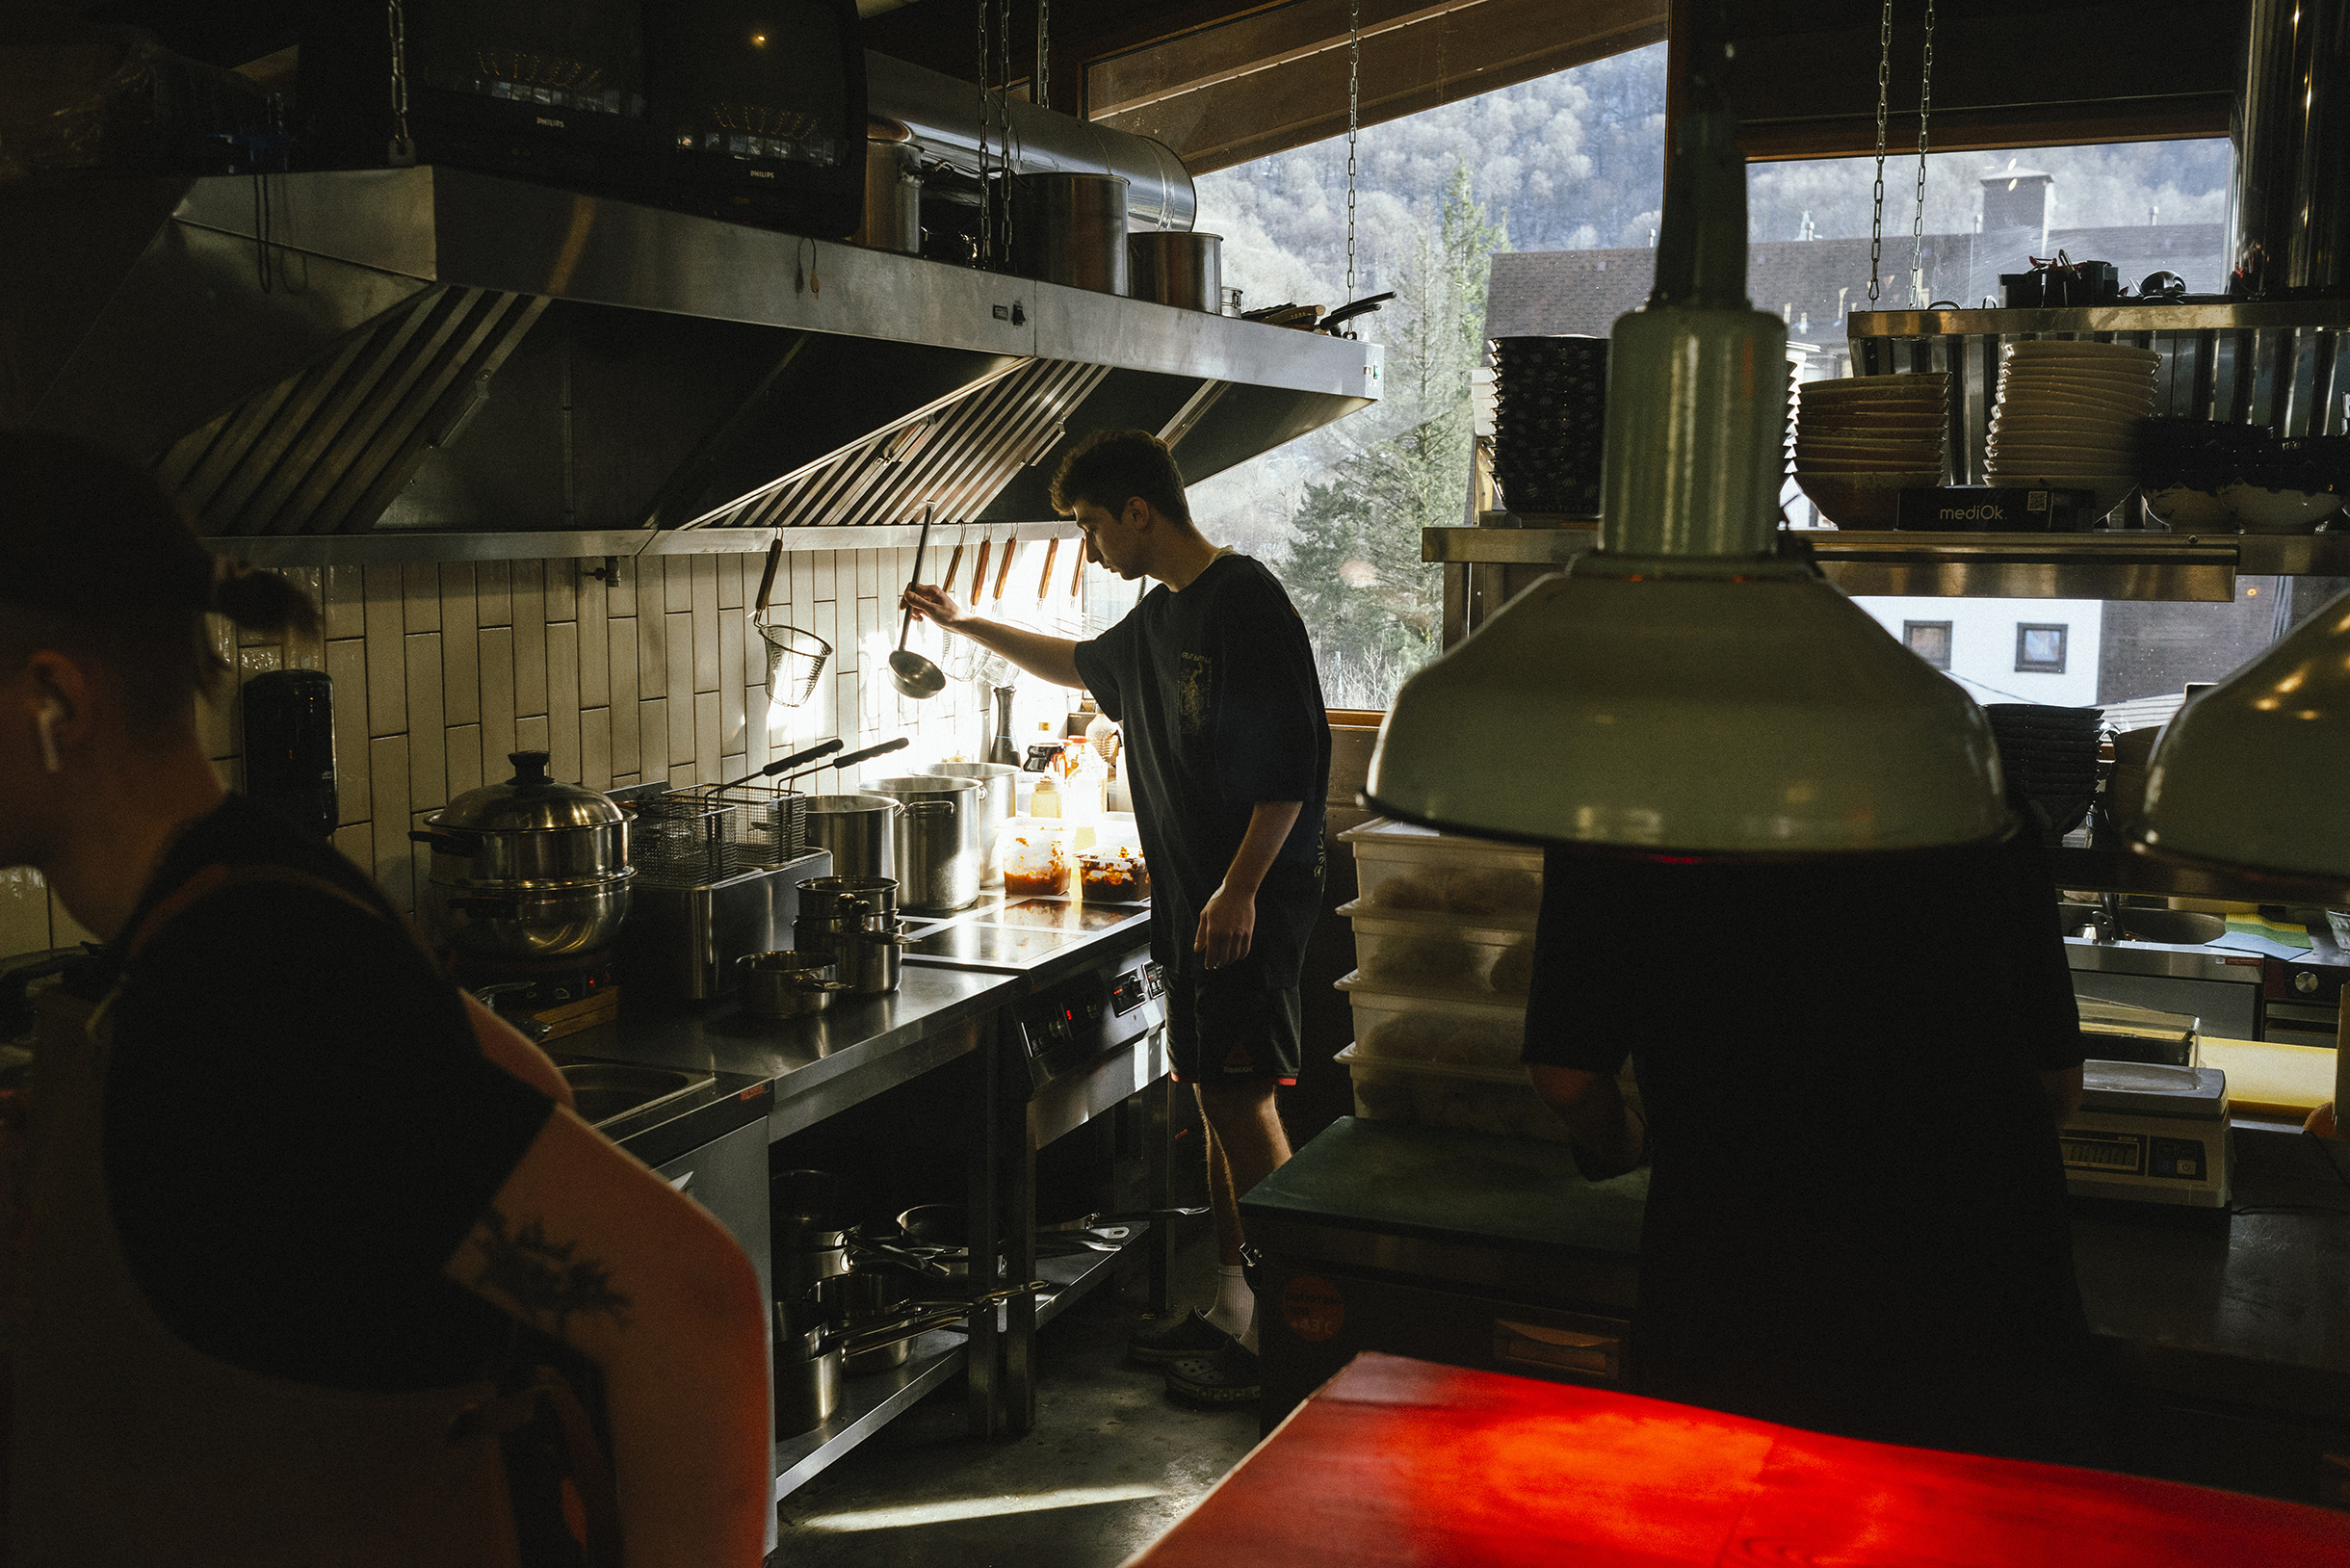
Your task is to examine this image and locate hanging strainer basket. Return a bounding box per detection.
[754,613,831,708]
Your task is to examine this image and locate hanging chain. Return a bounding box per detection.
[997,0,1013,268]
[1345,0,1360,297]
[976,0,992,269]
[1909,0,1934,304]
[1866,0,1892,302]
[385,0,415,165]
[1036,0,1051,113]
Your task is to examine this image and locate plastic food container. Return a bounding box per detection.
[1337,974,1526,1068]
[1335,1044,1570,1142]
[1346,911,1536,999]
[1077,848,1150,902]
[997,819,1072,897]
[1339,818,1543,928]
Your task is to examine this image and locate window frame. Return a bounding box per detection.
[2015,622,2070,674]
[1903,619,1954,670]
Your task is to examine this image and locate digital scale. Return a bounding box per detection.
[2059,1060,2233,1209]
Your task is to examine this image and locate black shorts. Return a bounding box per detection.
[1165,970,1302,1086]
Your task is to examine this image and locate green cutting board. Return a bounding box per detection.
[1240,1117,1649,1257]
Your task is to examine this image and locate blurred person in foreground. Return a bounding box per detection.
[0,431,769,1566]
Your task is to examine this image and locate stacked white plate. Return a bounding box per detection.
[1791,373,1948,528]
[1986,340,2161,519]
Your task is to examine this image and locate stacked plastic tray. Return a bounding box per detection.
[1490,335,1609,516]
[1334,819,1558,1139]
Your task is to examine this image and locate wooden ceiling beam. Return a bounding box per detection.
[1699,0,2238,162]
[1089,0,1667,172]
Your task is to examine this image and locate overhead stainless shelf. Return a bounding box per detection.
[1849,301,2350,337]
[1834,301,2350,509]
[2052,847,2350,908]
[1431,519,2350,601]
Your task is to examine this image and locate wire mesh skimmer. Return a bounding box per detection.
[754,614,831,709]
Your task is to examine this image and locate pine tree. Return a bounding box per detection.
[1281,160,1503,708]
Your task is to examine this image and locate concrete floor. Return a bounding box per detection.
[773,1221,1256,1567]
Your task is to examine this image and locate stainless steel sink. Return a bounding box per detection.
[560,1062,715,1127]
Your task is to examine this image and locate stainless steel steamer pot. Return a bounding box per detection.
[412,751,634,958]
[858,774,986,913]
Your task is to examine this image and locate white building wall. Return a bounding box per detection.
[1852,595,2104,709]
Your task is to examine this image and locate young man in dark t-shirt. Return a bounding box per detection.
[902,430,1329,1406]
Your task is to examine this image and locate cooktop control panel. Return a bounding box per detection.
[1013,957,1165,1087]
[1110,962,1165,1016]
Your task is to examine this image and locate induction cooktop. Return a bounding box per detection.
[901,923,1095,970]
[986,898,1142,933]
[899,893,1150,974]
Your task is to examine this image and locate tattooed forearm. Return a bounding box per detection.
[463,1205,632,1339]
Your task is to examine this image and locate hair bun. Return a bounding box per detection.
[211,562,320,639]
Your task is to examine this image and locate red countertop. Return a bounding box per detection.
[1124,1354,2350,1567]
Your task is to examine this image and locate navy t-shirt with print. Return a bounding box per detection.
[1074,554,1330,983]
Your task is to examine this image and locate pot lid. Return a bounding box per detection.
[435,751,625,833]
[862,773,979,794]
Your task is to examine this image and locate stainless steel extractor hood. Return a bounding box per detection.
[2,162,1376,564]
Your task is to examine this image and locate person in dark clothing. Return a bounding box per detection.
[0,432,769,1564]
[903,429,1329,1407]
[1521,823,2102,1464]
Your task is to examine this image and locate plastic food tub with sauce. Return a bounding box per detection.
[998,819,1073,896]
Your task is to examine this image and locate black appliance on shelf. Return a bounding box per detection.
[646,0,866,237]
[296,0,865,238]
[297,0,656,184]
[240,668,337,839]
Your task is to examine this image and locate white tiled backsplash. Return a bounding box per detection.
[1,542,1088,955]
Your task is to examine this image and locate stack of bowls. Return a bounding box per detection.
[1791,373,1949,529]
[2137,421,2349,532]
[2247,437,2350,532]
[1985,703,2104,844]
[2136,417,2272,529]
[1986,341,2160,521]
[1491,336,1609,516]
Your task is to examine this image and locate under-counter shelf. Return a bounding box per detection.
[773,1329,969,1502]
[1430,519,2350,601]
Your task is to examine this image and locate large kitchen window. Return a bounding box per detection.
[1187,43,1670,710]
[1183,52,2248,716]
[1853,578,2343,731]
[2015,624,2069,674]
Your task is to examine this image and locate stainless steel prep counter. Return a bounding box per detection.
[559,963,1012,1140]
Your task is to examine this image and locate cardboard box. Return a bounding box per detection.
[1895,485,2098,532]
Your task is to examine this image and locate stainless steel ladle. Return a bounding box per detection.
[889,505,947,700]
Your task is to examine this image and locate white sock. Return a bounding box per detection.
[1238,1320,1260,1356]
[1204,1264,1253,1338]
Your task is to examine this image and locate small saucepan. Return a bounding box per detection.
[770,1168,864,1251]
[737,950,850,1018]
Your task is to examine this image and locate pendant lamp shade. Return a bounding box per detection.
[2135,585,2350,900]
[1364,559,2014,852]
[1364,108,2013,855]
